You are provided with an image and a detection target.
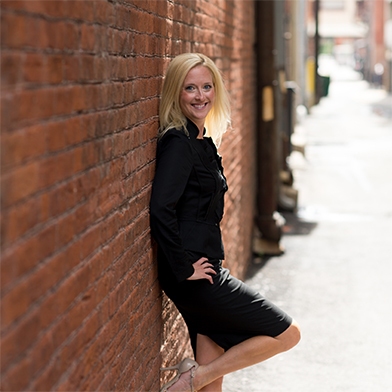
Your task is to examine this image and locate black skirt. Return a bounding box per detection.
[159,258,293,354]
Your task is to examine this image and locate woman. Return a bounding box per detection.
[150,53,300,392]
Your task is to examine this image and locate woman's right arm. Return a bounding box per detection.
[150,132,196,282]
[150,131,216,284]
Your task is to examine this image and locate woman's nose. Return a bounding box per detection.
[195,88,204,99]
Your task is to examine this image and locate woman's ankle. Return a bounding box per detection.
[192,365,211,391]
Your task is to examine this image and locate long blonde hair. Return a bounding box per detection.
[159,53,231,146]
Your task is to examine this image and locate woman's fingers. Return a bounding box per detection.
[189,258,216,283]
[195,257,209,265]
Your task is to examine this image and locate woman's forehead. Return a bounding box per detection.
[183,66,213,83]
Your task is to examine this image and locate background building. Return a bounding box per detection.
[305,0,391,98]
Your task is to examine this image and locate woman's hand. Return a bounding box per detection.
[187,257,216,284]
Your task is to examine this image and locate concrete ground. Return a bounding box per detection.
[223,69,392,391]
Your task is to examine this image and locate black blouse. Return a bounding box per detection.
[150,120,228,282]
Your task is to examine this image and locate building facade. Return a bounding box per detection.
[1,1,258,390]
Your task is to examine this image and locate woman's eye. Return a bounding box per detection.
[185,86,195,91]
[203,84,212,90]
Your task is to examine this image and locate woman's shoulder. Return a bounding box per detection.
[158,127,191,148]
[162,127,190,140]
[204,136,219,153]
[157,127,192,156]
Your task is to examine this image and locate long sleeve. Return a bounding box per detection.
[150,131,195,282]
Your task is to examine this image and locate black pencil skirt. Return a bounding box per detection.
[159,258,293,354]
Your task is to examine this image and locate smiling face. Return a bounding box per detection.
[179,65,215,135]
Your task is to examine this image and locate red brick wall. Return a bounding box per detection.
[219,1,256,280]
[0,1,256,390]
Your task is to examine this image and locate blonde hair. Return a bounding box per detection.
[159,53,231,146]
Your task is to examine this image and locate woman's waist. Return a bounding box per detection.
[186,251,222,267]
[178,218,222,229]
[207,258,222,272]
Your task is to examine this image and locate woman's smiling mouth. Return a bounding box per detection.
[192,103,208,109]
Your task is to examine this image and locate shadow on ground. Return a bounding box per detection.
[281,211,318,236]
[246,211,318,280]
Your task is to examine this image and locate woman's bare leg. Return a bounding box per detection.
[167,320,300,392]
[196,334,225,392]
[195,321,301,390]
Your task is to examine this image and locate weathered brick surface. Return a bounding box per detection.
[1,0,256,390]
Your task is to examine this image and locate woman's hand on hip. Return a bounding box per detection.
[187,257,216,284]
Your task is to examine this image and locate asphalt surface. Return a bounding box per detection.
[223,69,392,391]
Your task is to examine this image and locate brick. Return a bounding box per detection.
[0,51,22,87]
[2,0,65,18]
[1,160,40,207]
[0,308,41,371]
[80,24,96,52]
[115,3,132,29]
[134,97,159,124]
[41,179,79,220]
[108,55,128,80]
[63,54,80,82]
[0,11,28,48]
[10,88,54,127]
[78,224,102,261]
[38,149,79,189]
[133,33,148,54]
[62,20,79,50]
[71,85,89,113]
[46,55,64,84]
[0,0,27,12]
[0,287,29,331]
[93,272,112,312]
[22,52,45,84]
[46,121,67,152]
[51,85,85,116]
[0,223,57,289]
[43,20,65,51]
[94,0,115,25]
[29,328,56,378]
[0,354,32,391]
[79,54,95,82]
[144,56,162,77]
[63,0,94,22]
[84,331,127,390]
[81,84,104,111]
[125,56,137,79]
[102,230,126,265]
[1,124,47,169]
[112,29,129,55]
[42,276,82,326]
[54,315,105,391]
[39,272,80,336]
[1,197,41,245]
[54,212,77,250]
[93,55,110,81]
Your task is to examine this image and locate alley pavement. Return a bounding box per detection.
[223,69,392,391]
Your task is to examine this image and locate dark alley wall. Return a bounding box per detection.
[0,1,256,390]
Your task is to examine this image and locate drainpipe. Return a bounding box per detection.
[314,0,321,103]
[254,0,283,247]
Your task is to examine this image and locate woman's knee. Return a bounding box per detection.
[279,320,301,351]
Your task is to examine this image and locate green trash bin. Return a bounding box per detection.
[318,74,330,97]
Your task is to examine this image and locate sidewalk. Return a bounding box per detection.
[223,76,392,391]
[372,92,392,119]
